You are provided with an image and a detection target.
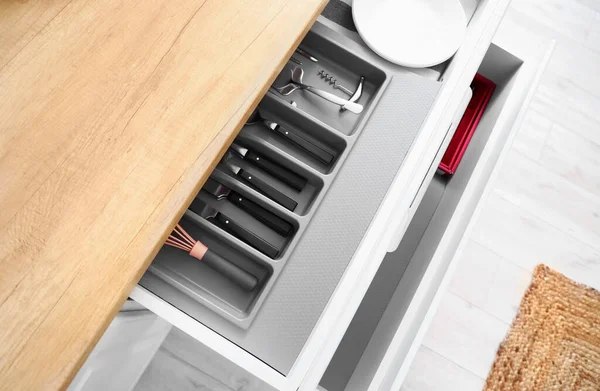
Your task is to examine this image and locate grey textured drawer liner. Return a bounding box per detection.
[141,74,440,374]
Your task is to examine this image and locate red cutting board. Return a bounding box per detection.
[439,73,496,175]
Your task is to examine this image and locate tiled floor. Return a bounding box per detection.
[401,1,600,389]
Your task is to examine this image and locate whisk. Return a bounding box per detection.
[317,70,353,96]
[165,224,258,291]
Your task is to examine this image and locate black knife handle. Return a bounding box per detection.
[228,191,293,236]
[214,212,280,259]
[244,150,307,191]
[272,124,335,165]
[202,249,258,291]
[237,169,297,212]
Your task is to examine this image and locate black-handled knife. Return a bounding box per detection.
[189,199,280,258]
[203,178,293,236]
[230,143,306,191]
[264,120,335,165]
[223,161,298,212]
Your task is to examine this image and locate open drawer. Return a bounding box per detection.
[128,1,551,390]
[318,38,553,391]
[133,25,441,380]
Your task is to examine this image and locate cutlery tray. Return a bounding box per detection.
[139,21,441,372]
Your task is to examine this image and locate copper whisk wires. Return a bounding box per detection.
[165,224,197,252]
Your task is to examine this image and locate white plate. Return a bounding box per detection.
[353,0,467,68]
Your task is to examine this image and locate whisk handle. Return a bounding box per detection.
[203,249,258,291]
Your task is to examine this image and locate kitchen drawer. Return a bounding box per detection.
[129,1,539,390]
[319,38,554,391]
[135,28,441,370]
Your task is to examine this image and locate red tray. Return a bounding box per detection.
[439,73,496,175]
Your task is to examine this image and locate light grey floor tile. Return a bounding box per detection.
[546,39,600,93]
[421,293,510,379]
[479,259,531,324]
[540,123,600,197]
[530,70,600,146]
[585,11,600,51]
[509,0,596,44]
[471,193,600,290]
[575,0,600,13]
[448,240,503,310]
[510,109,553,160]
[401,346,485,391]
[494,149,600,252]
[449,239,532,324]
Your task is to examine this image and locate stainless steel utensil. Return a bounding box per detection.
[317,70,353,96]
[317,70,365,112]
[349,76,365,104]
[281,67,363,114]
[276,83,300,96]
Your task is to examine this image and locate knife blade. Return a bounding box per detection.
[203,178,293,236]
[229,143,306,191]
[223,161,298,212]
[189,199,280,258]
[263,120,335,165]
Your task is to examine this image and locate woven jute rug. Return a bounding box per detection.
[484,265,600,390]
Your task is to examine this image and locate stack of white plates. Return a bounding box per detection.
[352,0,467,68]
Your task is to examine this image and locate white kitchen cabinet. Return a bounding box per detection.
[68,302,171,391]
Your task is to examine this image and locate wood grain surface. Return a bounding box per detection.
[0,0,326,389]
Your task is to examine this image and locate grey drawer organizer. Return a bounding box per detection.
[139,22,441,374]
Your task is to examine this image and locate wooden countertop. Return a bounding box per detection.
[0,0,326,389]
